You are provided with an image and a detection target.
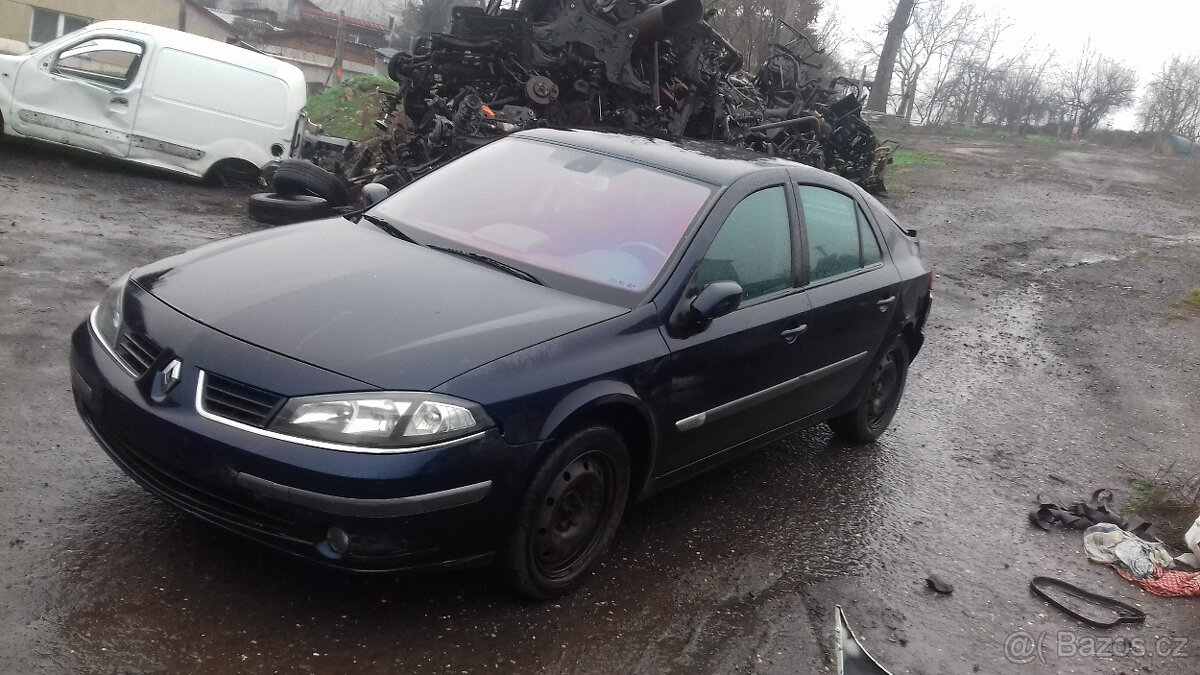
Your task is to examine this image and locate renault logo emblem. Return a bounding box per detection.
[160,358,182,393]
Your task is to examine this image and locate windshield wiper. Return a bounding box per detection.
[358,213,420,245]
[427,246,543,285]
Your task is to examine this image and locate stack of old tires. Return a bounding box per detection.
[248,160,350,225]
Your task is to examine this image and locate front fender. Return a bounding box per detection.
[538,380,653,441]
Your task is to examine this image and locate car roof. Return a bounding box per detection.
[516,127,833,187]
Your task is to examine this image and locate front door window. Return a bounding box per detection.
[695,185,793,304]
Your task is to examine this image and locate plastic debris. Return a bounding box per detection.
[1083,523,1175,579]
[835,605,893,675]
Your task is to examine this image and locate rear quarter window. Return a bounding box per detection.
[148,48,288,126]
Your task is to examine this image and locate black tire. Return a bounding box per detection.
[496,425,630,600]
[829,338,910,443]
[271,159,350,206]
[247,192,332,225]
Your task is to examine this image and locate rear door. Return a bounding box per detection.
[793,181,902,411]
[10,33,147,157]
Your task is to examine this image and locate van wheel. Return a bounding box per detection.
[272,160,350,206]
[247,192,332,225]
[495,425,629,600]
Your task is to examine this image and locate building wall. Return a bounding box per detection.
[0,0,234,52]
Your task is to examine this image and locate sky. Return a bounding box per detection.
[821,0,1200,129]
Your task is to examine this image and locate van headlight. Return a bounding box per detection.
[90,271,131,351]
[268,393,492,448]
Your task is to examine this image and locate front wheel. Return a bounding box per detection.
[496,425,630,600]
[829,339,910,443]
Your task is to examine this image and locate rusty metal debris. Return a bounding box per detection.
[300,0,890,205]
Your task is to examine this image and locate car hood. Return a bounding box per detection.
[134,218,626,390]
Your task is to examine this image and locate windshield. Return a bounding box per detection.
[372,137,714,302]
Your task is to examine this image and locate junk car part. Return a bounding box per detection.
[268,0,891,220]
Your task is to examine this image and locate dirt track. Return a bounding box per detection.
[1,131,1198,674]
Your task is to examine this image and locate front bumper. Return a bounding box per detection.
[69,299,541,572]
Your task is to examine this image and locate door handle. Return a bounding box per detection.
[110,96,129,105]
[875,296,896,312]
[780,324,808,344]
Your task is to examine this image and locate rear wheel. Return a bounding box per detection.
[496,425,629,600]
[247,192,332,225]
[829,339,909,443]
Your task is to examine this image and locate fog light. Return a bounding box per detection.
[326,526,351,555]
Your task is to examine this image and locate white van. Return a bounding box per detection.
[0,20,308,180]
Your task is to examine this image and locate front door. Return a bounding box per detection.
[658,183,821,475]
[11,35,145,157]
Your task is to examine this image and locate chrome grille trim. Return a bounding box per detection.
[114,331,164,376]
[199,371,284,427]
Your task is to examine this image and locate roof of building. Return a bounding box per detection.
[182,0,239,35]
[297,5,389,33]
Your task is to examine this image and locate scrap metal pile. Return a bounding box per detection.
[296,0,890,209]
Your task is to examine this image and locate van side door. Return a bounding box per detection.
[10,33,147,158]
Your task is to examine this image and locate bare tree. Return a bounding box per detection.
[1061,43,1137,136]
[865,0,915,112]
[1138,55,1200,138]
[960,49,1055,131]
[890,0,977,123]
[920,12,1010,125]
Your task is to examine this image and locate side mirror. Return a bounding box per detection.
[361,183,390,209]
[691,281,742,322]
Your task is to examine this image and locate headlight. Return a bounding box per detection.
[267,392,492,448]
[89,271,131,350]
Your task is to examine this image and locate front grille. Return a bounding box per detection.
[115,331,164,376]
[201,372,285,427]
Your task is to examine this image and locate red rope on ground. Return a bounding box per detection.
[1114,565,1200,597]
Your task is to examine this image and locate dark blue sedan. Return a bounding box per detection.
[70,128,932,598]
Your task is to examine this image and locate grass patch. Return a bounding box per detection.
[1025,134,1065,146]
[306,75,399,141]
[1127,477,1162,515]
[1125,470,1200,549]
[1172,287,1200,316]
[891,149,948,167]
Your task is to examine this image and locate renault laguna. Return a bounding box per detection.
[70,128,932,599]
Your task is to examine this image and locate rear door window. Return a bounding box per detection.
[796,185,880,283]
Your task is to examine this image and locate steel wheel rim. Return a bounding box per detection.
[531,450,615,580]
[866,350,900,428]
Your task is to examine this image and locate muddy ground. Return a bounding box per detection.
[1,130,1197,674]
